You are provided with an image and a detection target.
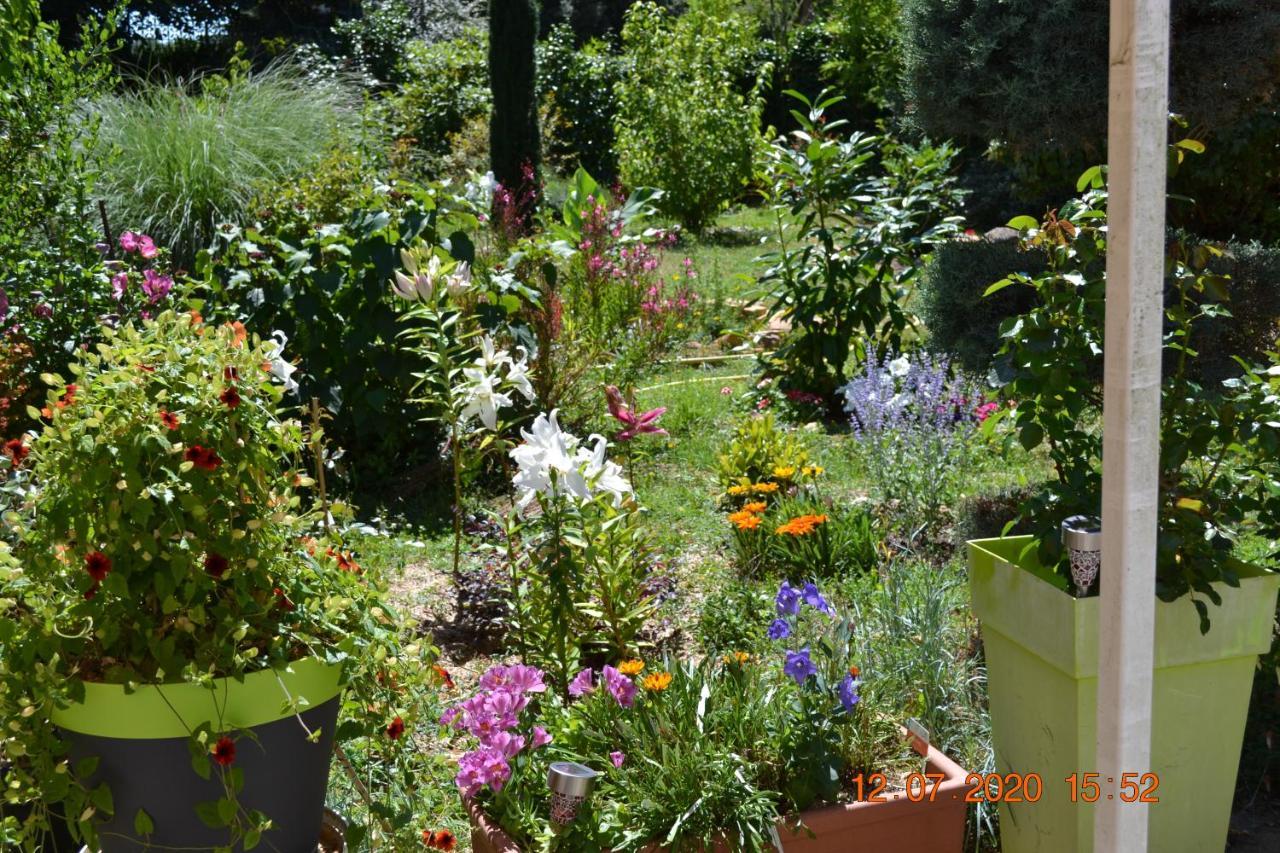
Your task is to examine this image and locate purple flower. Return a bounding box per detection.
[141,269,173,303]
[609,751,626,769]
[480,664,547,695]
[568,667,596,698]
[801,582,834,617]
[602,665,637,708]
[783,648,817,685]
[0,287,7,324]
[838,673,862,713]
[119,231,139,253]
[111,272,128,301]
[455,747,512,797]
[486,730,526,759]
[532,726,552,749]
[767,618,792,640]
[439,707,460,728]
[775,581,801,617]
[138,234,158,258]
[33,303,53,319]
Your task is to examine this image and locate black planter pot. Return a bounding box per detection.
[51,659,343,853]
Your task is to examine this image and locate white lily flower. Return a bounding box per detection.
[510,411,586,508]
[265,331,300,395]
[392,270,422,301]
[446,262,472,298]
[505,347,536,402]
[577,435,632,506]
[476,334,511,371]
[460,366,513,431]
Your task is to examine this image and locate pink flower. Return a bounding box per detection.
[111,272,129,300]
[605,386,667,441]
[141,270,173,303]
[455,747,512,797]
[610,751,625,769]
[532,726,552,749]
[119,231,139,252]
[720,386,733,396]
[138,234,158,258]
[486,731,526,759]
[974,401,1001,422]
[757,397,771,410]
[602,666,636,709]
[480,664,547,695]
[568,668,595,697]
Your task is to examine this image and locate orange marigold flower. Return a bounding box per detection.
[742,501,768,514]
[751,482,779,494]
[732,514,762,531]
[642,672,672,691]
[726,484,752,496]
[618,659,645,676]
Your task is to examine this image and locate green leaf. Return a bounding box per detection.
[134,808,155,836]
[1175,138,1205,154]
[983,277,1016,297]
[1019,423,1045,451]
[1007,215,1039,231]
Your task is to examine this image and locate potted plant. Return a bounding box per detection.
[0,311,402,850]
[449,580,970,852]
[970,171,1280,852]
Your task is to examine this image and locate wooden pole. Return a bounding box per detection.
[1095,0,1170,849]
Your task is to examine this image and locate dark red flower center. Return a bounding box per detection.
[212,736,236,766]
[204,553,229,579]
[85,551,112,582]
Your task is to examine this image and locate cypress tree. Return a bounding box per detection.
[489,0,541,230]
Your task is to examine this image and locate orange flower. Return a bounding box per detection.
[742,501,768,514]
[848,665,860,678]
[775,514,829,536]
[618,659,645,676]
[159,409,180,430]
[642,672,672,691]
[722,651,751,666]
[751,482,779,494]
[228,321,248,348]
[732,514,762,531]
[726,484,752,496]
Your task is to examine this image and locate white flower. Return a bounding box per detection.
[576,435,632,507]
[459,366,513,431]
[888,355,911,378]
[392,270,434,302]
[505,347,536,402]
[265,331,300,395]
[476,335,510,371]
[509,412,632,510]
[446,262,472,298]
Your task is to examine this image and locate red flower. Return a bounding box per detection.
[3,438,28,467]
[204,552,229,579]
[83,583,99,601]
[327,548,361,574]
[85,551,112,582]
[159,410,180,430]
[184,445,222,471]
[432,664,455,690]
[273,587,295,611]
[424,829,457,850]
[385,716,406,739]
[223,366,239,382]
[212,736,236,766]
[604,385,667,441]
[137,364,156,373]
[219,387,241,409]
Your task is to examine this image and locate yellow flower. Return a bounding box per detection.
[726,484,752,496]
[802,465,824,478]
[722,651,751,666]
[618,659,645,676]
[642,672,672,691]
[772,465,797,480]
[751,482,780,494]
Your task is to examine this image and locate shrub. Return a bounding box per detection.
[900,0,1280,241]
[192,178,481,497]
[489,0,542,224]
[821,0,903,122]
[716,413,810,489]
[392,28,490,168]
[91,60,356,264]
[759,92,964,399]
[538,25,624,180]
[616,0,767,231]
[918,235,1046,373]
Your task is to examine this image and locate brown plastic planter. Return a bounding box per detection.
[467,742,968,853]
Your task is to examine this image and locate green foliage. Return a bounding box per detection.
[697,581,773,654]
[392,28,490,167]
[900,0,1280,241]
[0,0,115,435]
[538,25,624,180]
[192,177,481,495]
[488,0,542,217]
[995,170,1280,628]
[616,1,767,232]
[716,413,809,488]
[821,0,903,120]
[760,91,964,397]
[92,60,357,264]
[766,497,879,578]
[919,236,1046,373]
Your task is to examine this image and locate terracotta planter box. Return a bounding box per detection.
[467,742,969,852]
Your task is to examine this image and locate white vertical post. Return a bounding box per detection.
[1094,0,1170,850]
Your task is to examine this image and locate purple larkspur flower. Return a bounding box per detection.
[767,618,792,640]
[783,648,817,685]
[775,581,801,617]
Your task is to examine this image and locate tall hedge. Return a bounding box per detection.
[901,0,1280,241]
[489,0,541,221]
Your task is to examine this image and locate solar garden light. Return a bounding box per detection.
[547,761,599,825]
[1061,515,1102,597]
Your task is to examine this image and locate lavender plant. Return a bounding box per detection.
[840,349,982,536]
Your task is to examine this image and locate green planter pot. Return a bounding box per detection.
[968,536,1279,853]
[51,658,343,852]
